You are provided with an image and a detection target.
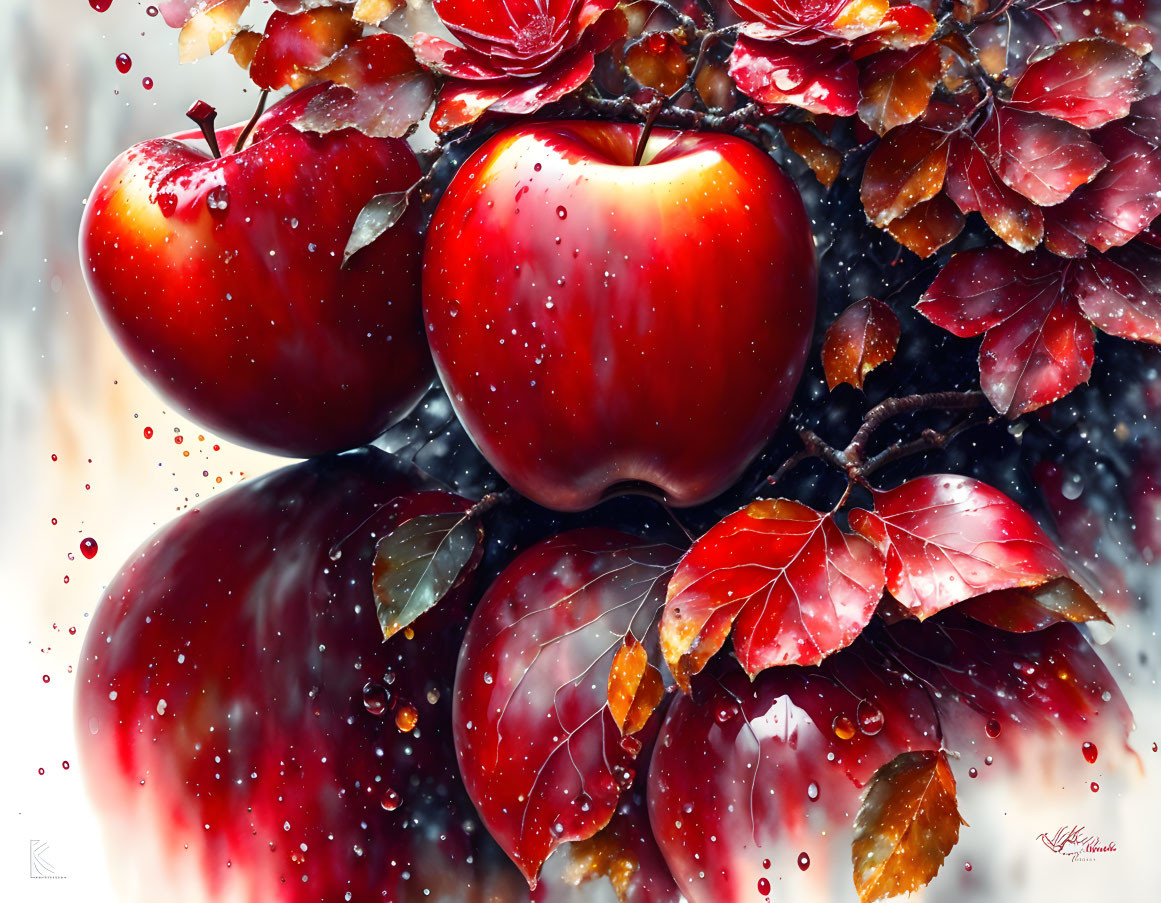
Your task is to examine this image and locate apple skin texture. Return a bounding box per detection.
[423,121,817,511]
[74,449,522,903]
[80,86,432,457]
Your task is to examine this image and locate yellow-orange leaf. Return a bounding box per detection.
[852,750,966,903]
[353,0,403,25]
[779,122,842,187]
[822,298,901,390]
[884,192,965,258]
[607,636,665,736]
[178,0,249,63]
[229,28,261,70]
[959,577,1112,633]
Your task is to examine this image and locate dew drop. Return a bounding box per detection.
[1082,741,1098,764]
[968,767,978,778]
[42,675,50,683]
[761,858,771,869]
[147,5,158,16]
[857,700,885,736]
[984,755,993,766]
[832,713,856,740]
[62,760,70,770]
[715,702,739,724]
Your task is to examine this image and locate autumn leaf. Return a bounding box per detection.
[249,6,361,92]
[607,636,666,736]
[1007,38,1158,130]
[779,122,842,187]
[661,499,885,691]
[177,0,248,63]
[352,0,403,25]
[852,750,966,903]
[917,246,1094,416]
[857,43,942,136]
[822,297,901,390]
[848,475,1074,618]
[946,136,1045,252]
[883,193,965,257]
[371,491,482,640]
[1071,241,1161,344]
[729,35,860,116]
[959,577,1111,633]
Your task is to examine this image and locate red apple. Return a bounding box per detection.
[75,449,523,903]
[423,121,817,511]
[80,86,432,457]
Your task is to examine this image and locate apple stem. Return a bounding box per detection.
[634,96,666,166]
[234,90,270,154]
[186,100,221,159]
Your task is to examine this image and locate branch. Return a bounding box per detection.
[843,391,988,465]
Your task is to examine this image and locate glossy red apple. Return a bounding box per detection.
[423,121,817,511]
[75,449,523,903]
[80,85,432,457]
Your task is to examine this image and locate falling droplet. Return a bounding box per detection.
[89,0,112,11]
[143,426,153,439]
[115,53,132,74]
[556,206,567,220]
[757,877,771,895]
[380,789,400,811]
[797,852,810,871]
[80,538,98,559]
[147,5,159,16]
[832,714,856,740]
[395,703,418,733]
[857,700,885,736]
[964,862,973,872]
[984,755,994,766]
[762,858,771,869]
[985,718,1001,738]
[142,77,153,90]
[42,675,50,684]
[1082,741,1098,764]
[807,781,819,801]
[968,767,978,778]
[1090,781,1099,792]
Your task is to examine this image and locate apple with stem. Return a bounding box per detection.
[80,85,432,457]
[423,120,817,511]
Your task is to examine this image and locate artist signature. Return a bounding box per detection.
[1037,825,1117,862]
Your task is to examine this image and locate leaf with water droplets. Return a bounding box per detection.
[848,474,1074,618]
[661,499,885,690]
[728,35,859,116]
[946,136,1045,252]
[249,6,361,92]
[822,298,901,390]
[959,577,1111,633]
[1071,240,1161,344]
[852,750,965,903]
[371,491,482,640]
[343,187,416,266]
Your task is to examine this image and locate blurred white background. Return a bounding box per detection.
[0,1,1158,902]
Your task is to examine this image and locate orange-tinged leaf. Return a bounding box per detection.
[229,28,261,70]
[858,43,943,136]
[249,6,361,92]
[607,637,666,736]
[353,0,404,25]
[625,31,689,95]
[779,122,842,187]
[661,499,885,691]
[959,577,1112,633]
[852,750,965,903]
[861,105,962,226]
[178,0,248,63]
[884,192,965,258]
[946,135,1045,252]
[822,297,900,390]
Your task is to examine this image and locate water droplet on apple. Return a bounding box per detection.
[89,0,112,11]
[985,718,1001,738]
[207,186,230,215]
[807,781,819,801]
[832,713,856,740]
[857,699,884,736]
[556,206,567,220]
[1082,741,1098,763]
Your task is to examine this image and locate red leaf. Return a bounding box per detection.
[453,529,680,886]
[296,34,436,138]
[728,35,859,116]
[975,105,1107,207]
[852,750,965,903]
[1072,242,1161,344]
[1044,98,1161,255]
[647,615,1131,903]
[821,297,901,390]
[917,247,1094,415]
[883,192,965,258]
[1009,38,1157,129]
[861,104,963,226]
[249,7,361,92]
[848,475,1073,618]
[959,578,1111,633]
[946,136,1045,252]
[857,43,942,135]
[661,499,884,690]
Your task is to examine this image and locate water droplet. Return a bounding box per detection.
[533,162,542,172]
[143,426,153,439]
[762,858,771,869]
[362,681,388,717]
[620,735,642,756]
[968,767,978,778]
[146,5,158,16]
[1082,741,1098,764]
[207,186,230,214]
[1090,781,1099,792]
[62,760,70,770]
[115,53,132,74]
[395,703,418,733]
[89,0,112,11]
[42,675,50,684]
[142,77,153,90]
[757,876,771,895]
[556,206,567,220]
[985,718,1001,738]
[174,434,184,445]
[964,862,973,872]
[807,781,820,801]
[380,789,400,811]
[797,852,810,871]
[832,714,856,740]
[715,702,739,724]
[482,671,493,685]
[80,538,98,559]
[984,755,993,766]
[857,700,885,736]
